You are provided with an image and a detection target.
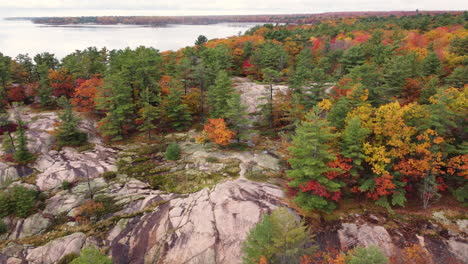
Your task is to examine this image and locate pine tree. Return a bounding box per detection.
[159,84,192,131]
[2,132,15,154]
[96,73,135,141]
[242,207,315,264]
[287,108,340,212]
[55,96,87,147]
[262,68,282,129]
[226,92,250,142]
[208,70,234,118]
[13,109,34,164]
[340,116,370,176]
[422,51,441,76]
[138,103,158,139]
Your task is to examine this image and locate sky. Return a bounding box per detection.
[0,0,467,17]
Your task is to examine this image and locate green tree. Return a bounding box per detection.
[262,68,282,128]
[208,70,234,118]
[252,41,289,73]
[340,45,366,74]
[383,53,420,98]
[11,185,38,218]
[340,117,370,176]
[13,108,34,164]
[159,84,192,131]
[242,207,315,264]
[165,143,181,161]
[0,52,11,92]
[195,35,208,46]
[226,92,250,142]
[55,97,87,147]
[34,52,58,107]
[346,246,389,264]
[421,51,442,76]
[287,108,340,212]
[2,132,15,154]
[96,73,135,140]
[446,66,468,88]
[138,103,158,139]
[70,247,112,264]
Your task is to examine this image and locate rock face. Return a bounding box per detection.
[338,223,395,257]
[26,232,86,264]
[107,178,284,264]
[34,145,117,190]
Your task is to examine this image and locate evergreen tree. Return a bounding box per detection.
[287,108,340,212]
[159,84,192,131]
[262,68,282,128]
[446,66,468,88]
[252,41,289,73]
[2,132,15,154]
[383,53,419,98]
[34,52,58,107]
[340,116,370,176]
[208,70,234,118]
[195,35,208,46]
[138,103,158,139]
[96,73,135,140]
[242,207,315,264]
[421,51,442,76]
[13,108,34,163]
[226,92,250,142]
[55,96,87,147]
[340,45,366,74]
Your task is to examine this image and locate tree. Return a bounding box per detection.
[158,84,192,131]
[165,143,181,161]
[226,92,250,142]
[252,41,289,74]
[96,73,135,141]
[446,66,468,88]
[242,207,315,264]
[287,108,341,212]
[340,116,370,177]
[137,103,158,139]
[346,246,389,264]
[13,107,34,164]
[34,52,58,107]
[72,76,103,112]
[208,70,234,118]
[340,45,366,74]
[2,132,15,154]
[203,118,236,146]
[48,68,74,98]
[70,247,112,264]
[55,97,87,147]
[421,51,441,76]
[195,35,208,46]
[262,68,282,129]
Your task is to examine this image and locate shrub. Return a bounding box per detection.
[346,246,389,264]
[75,200,104,224]
[165,143,181,161]
[70,247,112,264]
[0,191,13,217]
[61,180,72,190]
[0,219,7,235]
[242,207,316,264]
[11,185,38,218]
[206,156,220,163]
[102,171,117,181]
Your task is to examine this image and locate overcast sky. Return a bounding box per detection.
[0,0,466,17]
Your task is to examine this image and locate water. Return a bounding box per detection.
[0,18,260,59]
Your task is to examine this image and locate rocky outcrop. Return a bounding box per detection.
[26,232,86,264]
[6,214,52,240]
[338,223,396,257]
[107,178,284,264]
[34,145,117,190]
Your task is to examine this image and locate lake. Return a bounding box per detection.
[0,19,261,59]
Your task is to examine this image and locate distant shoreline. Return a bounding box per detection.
[7,10,465,26]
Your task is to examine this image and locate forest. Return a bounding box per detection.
[28,10,464,26]
[0,11,467,264]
